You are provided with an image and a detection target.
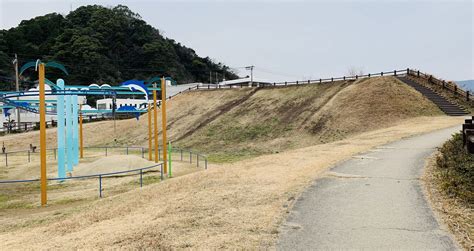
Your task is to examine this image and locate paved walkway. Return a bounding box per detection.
[278,126,460,250]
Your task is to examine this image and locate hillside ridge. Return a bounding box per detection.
[0,76,445,163]
[0,5,237,87]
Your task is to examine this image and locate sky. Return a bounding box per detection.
[0,0,473,82]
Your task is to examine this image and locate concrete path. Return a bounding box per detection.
[278,126,460,250]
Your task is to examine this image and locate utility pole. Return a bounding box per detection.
[13,54,20,130]
[215,72,218,84]
[209,71,212,85]
[245,65,254,87]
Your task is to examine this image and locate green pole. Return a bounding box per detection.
[168,141,172,178]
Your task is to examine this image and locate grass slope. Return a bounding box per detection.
[177,76,442,161]
[0,76,442,163]
[424,134,473,249]
[435,133,473,204]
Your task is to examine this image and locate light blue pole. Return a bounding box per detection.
[65,95,73,172]
[72,95,79,166]
[56,79,66,179]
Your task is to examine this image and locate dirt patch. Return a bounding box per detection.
[422,152,473,250]
[72,155,158,176]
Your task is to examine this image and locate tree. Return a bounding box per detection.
[347,66,364,77]
[0,5,238,85]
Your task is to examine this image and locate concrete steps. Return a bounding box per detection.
[397,77,469,116]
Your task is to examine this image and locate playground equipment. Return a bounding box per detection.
[0,60,170,206]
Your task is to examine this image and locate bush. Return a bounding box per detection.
[435,133,474,204]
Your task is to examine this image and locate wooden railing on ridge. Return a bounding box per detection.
[171,68,471,104]
[406,69,471,103]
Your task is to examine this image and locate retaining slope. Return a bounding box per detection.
[397,77,468,116]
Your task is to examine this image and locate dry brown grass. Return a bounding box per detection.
[179,76,442,160]
[1,77,441,162]
[0,77,460,249]
[422,152,473,250]
[0,87,255,151]
[0,149,200,221]
[0,116,463,249]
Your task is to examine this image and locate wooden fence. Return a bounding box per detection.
[174,68,471,106]
[463,116,474,154]
[406,69,471,102]
[171,69,412,95]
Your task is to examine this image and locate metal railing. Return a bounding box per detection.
[0,146,208,169]
[0,162,163,198]
[0,146,208,198]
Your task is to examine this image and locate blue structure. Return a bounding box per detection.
[120,80,149,102]
[65,95,73,172]
[57,79,66,179]
[0,66,165,179]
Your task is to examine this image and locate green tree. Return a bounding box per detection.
[0,5,237,86]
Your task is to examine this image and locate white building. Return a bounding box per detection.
[96,98,154,110]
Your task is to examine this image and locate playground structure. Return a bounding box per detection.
[0,60,173,206]
[0,146,207,201]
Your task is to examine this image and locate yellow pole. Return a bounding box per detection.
[153,84,158,163]
[39,63,47,206]
[161,77,168,173]
[147,104,152,161]
[79,104,83,159]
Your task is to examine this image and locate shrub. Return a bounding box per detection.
[435,133,474,204]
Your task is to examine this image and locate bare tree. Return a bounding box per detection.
[347,66,364,77]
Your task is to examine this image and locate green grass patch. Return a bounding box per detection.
[207,150,262,163]
[128,174,162,186]
[0,194,34,209]
[435,133,474,204]
[20,182,41,192]
[0,194,8,204]
[48,182,73,190]
[205,118,288,143]
[54,197,88,205]
[10,181,74,193]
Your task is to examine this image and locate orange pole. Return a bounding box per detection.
[161,77,168,173]
[79,104,83,158]
[153,85,158,163]
[147,104,152,161]
[39,63,47,206]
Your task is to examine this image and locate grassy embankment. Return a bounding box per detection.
[0,76,443,164]
[425,133,473,249]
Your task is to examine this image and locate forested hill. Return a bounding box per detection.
[0,5,238,86]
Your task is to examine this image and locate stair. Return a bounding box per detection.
[397,77,469,116]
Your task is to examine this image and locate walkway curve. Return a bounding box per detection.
[277,126,460,250]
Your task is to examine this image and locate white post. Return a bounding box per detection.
[66,95,73,172]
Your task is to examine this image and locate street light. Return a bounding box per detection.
[245,66,254,87]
